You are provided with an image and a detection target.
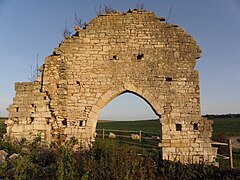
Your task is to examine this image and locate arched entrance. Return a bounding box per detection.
[100,92,159,121]
[97,91,162,150]
[87,84,164,137]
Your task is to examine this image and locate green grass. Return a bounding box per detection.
[96,120,162,153]
[2,117,239,139]
[97,119,161,134]
[208,117,240,137]
[97,118,240,168]
[97,117,240,138]
[219,148,240,168]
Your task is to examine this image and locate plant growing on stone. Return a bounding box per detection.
[73,13,87,28]
[136,3,145,10]
[96,5,116,15]
[63,24,72,38]
[28,54,39,82]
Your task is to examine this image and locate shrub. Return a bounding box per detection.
[0,139,240,179]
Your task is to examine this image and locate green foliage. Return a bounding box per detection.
[0,118,240,178]
[56,146,78,180]
[0,118,6,138]
[0,139,240,179]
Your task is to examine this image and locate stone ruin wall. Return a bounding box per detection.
[6,10,217,164]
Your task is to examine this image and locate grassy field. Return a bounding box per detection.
[97,117,240,168]
[97,117,240,138]
[1,117,239,140]
[210,117,240,137]
[97,119,161,133]
[1,117,240,139]
[1,117,240,167]
[2,117,239,137]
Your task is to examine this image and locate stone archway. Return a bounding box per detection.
[87,84,163,139]
[6,10,217,164]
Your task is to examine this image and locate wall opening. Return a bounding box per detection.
[62,118,67,126]
[97,92,162,150]
[193,123,198,130]
[166,77,172,82]
[79,120,86,127]
[46,118,50,125]
[137,53,144,60]
[29,117,34,124]
[112,55,118,60]
[176,124,182,131]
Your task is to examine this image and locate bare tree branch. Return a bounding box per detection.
[96,5,116,15]
[63,24,72,38]
[74,13,84,28]
[136,3,145,10]
[28,54,39,82]
[166,5,174,23]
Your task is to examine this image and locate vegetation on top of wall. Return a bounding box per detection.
[96,5,117,16]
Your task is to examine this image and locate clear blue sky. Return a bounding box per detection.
[0,0,239,119]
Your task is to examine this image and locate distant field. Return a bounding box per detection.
[97,119,161,134]
[209,117,240,137]
[1,117,240,138]
[97,117,240,138]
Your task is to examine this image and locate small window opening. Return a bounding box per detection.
[71,121,77,126]
[176,124,182,131]
[15,107,19,112]
[76,81,80,85]
[31,104,34,107]
[166,77,172,81]
[112,55,117,60]
[46,118,50,125]
[30,117,34,124]
[137,53,144,60]
[44,96,47,100]
[79,120,84,127]
[194,123,198,130]
[62,118,67,126]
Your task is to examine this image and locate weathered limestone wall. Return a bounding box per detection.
[7,82,52,142]
[6,10,217,164]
